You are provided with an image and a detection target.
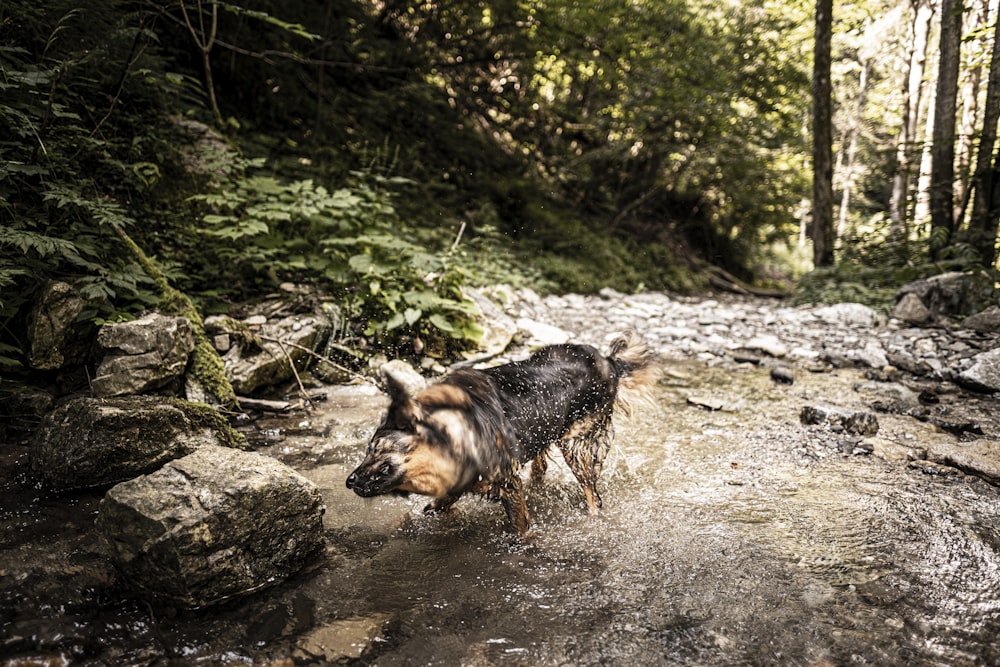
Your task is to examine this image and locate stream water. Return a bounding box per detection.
[4,353,1000,665]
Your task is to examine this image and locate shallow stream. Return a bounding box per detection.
[3,358,1000,665]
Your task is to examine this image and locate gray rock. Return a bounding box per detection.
[463,287,517,357]
[92,313,196,397]
[814,303,881,328]
[866,437,925,463]
[848,341,889,369]
[29,396,245,492]
[97,445,325,608]
[896,271,990,318]
[295,614,396,663]
[925,439,1000,484]
[893,293,931,324]
[26,281,93,370]
[886,350,933,376]
[961,305,1000,333]
[380,359,427,395]
[800,404,879,436]
[516,318,572,346]
[222,312,331,395]
[955,348,1000,393]
[744,333,788,358]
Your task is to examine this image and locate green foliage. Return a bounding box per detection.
[187,166,482,352]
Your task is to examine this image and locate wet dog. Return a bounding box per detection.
[345,332,657,535]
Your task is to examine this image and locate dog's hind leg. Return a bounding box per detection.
[558,413,613,515]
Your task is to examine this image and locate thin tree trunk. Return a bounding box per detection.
[968,1,1000,267]
[891,0,935,238]
[812,0,835,267]
[838,58,870,238]
[929,0,963,260]
[180,0,223,127]
[914,68,937,228]
[953,0,988,225]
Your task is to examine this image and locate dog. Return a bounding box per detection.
[345,332,657,535]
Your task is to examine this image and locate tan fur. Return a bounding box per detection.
[395,443,460,498]
[611,331,661,417]
[417,383,472,408]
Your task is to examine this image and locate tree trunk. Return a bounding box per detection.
[812,0,835,267]
[838,58,870,238]
[968,1,1000,267]
[929,0,963,260]
[954,0,988,224]
[891,0,935,238]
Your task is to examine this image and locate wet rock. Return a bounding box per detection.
[770,367,794,385]
[955,348,1000,393]
[295,614,396,663]
[844,411,879,436]
[800,404,879,436]
[0,385,54,434]
[961,305,1000,333]
[92,313,196,397]
[97,445,325,608]
[865,436,925,463]
[29,396,245,492]
[26,281,94,370]
[893,293,931,324]
[925,440,1000,483]
[222,312,331,395]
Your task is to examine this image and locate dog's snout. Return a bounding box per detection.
[345,472,359,489]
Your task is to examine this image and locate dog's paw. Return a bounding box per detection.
[423,501,454,515]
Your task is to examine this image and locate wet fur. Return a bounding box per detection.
[346,332,658,535]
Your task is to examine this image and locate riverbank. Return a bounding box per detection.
[2,289,1000,666]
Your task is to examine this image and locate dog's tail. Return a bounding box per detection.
[607,330,660,417]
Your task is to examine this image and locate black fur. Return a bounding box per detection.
[346,333,656,535]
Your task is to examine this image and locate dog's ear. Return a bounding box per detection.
[382,370,422,428]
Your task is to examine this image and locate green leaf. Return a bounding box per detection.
[427,313,455,333]
[404,307,422,325]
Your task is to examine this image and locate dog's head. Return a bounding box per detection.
[346,373,472,500]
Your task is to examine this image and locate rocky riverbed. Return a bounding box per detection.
[496,288,1000,469]
[3,288,1000,666]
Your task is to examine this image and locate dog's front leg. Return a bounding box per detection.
[499,477,532,536]
[424,494,461,514]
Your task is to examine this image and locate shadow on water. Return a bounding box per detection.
[3,362,1000,665]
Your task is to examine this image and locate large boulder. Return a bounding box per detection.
[96,445,325,608]
[26,281,94,370]
[895,271,993,320]
[29,396,245,492]
[92,313,196,397]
